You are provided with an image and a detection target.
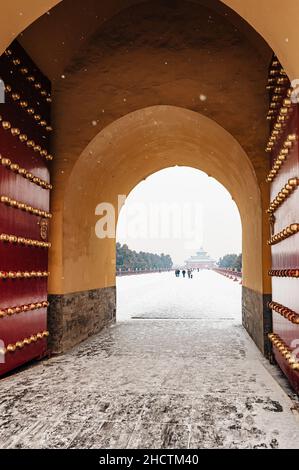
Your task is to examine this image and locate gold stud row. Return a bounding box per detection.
[266,84,288,96]
[0,301,49,319]
[267,56,287,87]
[266,57,290,137]
[268,333,299,371]
[5,49,51,103]
[0,196,52,219]
[265,99,293,152]
[0,117,53,161]
[269,269,299,277]
[268,223,299,245]
[1,331,50,354]
[268,67,287,77]
[0,233,51,248]
[4,84,52,132]
[266,96,292,140]
[0,271,49,279]
[266,95,291,125]
[0,156,52,190]
[271,58,287,73]
[267,77,288,91]
[266,134,297,182]
[267,178,299,213]
[266,63,288,83]
[270,57,280,67]
[268,301,299,325]
[267,86,290,114]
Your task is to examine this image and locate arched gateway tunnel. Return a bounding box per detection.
[0,0,299,449]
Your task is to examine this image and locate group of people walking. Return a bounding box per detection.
[175,269,193,279]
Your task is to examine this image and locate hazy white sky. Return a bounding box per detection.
[117,166,241,265]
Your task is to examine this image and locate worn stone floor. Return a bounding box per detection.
[1,270,299,449]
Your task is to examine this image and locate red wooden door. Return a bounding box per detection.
[266,55,299,392]
[0,41,51,375]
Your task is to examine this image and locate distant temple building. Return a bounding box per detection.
[185,247,216,269]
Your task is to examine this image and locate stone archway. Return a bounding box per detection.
[48,105,268,356]
[0,0,280,361]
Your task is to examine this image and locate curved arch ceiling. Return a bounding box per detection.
[1,0,298,78]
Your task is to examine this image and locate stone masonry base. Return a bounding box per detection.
[242,286,272,359]
[48,286,116,354]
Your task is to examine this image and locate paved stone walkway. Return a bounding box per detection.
[1,271,299,448]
